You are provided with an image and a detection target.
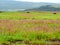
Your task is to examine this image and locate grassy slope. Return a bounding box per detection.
[0,12,60,44]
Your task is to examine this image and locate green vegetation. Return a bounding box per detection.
[0,12,60,20]
[0,11,60,45]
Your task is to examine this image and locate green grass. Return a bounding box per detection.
[0,11,60,44]
[0,11,60,20]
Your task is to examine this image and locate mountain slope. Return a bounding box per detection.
[0,1,60,11]
[26,5,60,11]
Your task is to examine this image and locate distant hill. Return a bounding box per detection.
[26,5,60,11]
[0,0,60,11]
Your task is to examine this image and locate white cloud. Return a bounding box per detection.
[14,0,60,3]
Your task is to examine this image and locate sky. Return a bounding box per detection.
[14,0,60,3]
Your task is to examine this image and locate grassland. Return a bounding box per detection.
[0,11,60,20]
[0,11,60,45]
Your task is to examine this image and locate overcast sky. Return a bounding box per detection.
[14,0,60,3]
